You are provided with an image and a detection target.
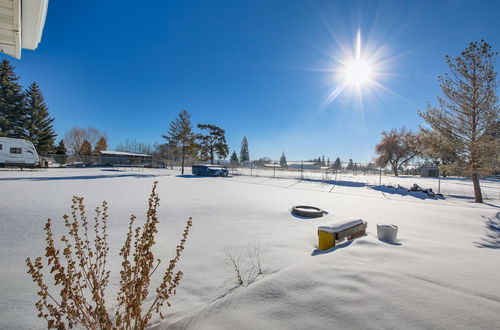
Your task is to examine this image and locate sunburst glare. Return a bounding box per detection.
[340,31,374,87]
[326,29,391,105]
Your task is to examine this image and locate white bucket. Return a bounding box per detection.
[377,224,398,243]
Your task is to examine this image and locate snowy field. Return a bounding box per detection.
[0,168,499,329]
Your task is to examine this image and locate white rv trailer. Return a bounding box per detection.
[0,137,39,167]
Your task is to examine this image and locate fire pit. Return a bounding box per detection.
[291,205,324,218]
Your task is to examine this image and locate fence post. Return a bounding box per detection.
[301,161,303,179]
[379,168,382,186]
[438,171,441,195]
[273,161,276,178]
[250,162,253,176]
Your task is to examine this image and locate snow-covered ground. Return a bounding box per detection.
[0,168,499,329]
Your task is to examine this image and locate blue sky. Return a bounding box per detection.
[4,0,500,162]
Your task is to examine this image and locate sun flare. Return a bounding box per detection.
[325,29,393,105]
[339,30,374,88]
[344,59,372,86]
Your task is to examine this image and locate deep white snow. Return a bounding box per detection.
[0,168,499,329]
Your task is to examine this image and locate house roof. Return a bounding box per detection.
[100,150,151,157]
[0,0,49,59]
[288,161,319,166]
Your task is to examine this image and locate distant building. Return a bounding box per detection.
[99,150,152,166]
[420,166,439,177]
[263,163,281,168]
[288,161,321,170]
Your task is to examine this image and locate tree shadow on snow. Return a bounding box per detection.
[0,174,160,181]
[372,185,443,200]
[300,178,365,188]
[475,212,500,249]
[447,195,500,209]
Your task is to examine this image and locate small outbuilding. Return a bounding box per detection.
[420,166,440,177]
[99,151,152,166]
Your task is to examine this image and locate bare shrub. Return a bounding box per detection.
[247,242,269,277]
[225,243,270,287]
[224,247,247,286]
[26,181,193,329]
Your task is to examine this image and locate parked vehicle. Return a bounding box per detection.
[192,164,229,177]
[0,137,39,167]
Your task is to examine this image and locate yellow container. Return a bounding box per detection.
[318,227,335,250]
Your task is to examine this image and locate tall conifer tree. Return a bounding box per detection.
[419,40,499,203]
[279,152,288,168]
[24,82,56,153]
[333,157,341,170]
[0,60,25,137]
[162,110,196,174]
[93,136,108,155]
[230,151,239,167]
[196,124,229,164]
[55,139,68,165]
[239,136,250,164]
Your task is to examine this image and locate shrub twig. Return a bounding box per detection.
[26,181,192,329]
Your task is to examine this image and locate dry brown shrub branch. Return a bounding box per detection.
[26,181,193,329]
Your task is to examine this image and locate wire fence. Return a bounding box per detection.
[35,155,499,201]
[225,162,499,201]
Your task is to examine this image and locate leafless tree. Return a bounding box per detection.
[64,127,106,155]
[116,139,154,154]
[375,128,419,176]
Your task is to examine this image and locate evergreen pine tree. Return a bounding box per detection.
[321,155,325,166]
[279,151,287,168]
[80,140,92,155]
[346,159,354,171]
[230,151,239,167]
[0,60,26,137]
[162,110,196,174]
[93,136,108,155]
[80,139,92,164]
[419,40,499,203]
[333,157,341,170]
[239,136,250,164]
[24,82,56,153]
[55,139,68,165]
[196,124,229,164]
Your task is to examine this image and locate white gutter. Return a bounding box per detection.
[21,0,48,50]
[0,0,21,59]
[0,0,48,59]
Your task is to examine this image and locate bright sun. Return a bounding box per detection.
[326,29,385,104]
[344,59,372,86]
[339,30,373,87]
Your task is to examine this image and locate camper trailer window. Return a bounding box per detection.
[0,144,2,150]
[10,147,22,154]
